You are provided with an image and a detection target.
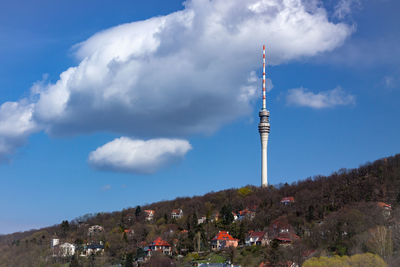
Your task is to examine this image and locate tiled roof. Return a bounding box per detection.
[377,202,391,209]
[144,210,155,214]
[239,209,255,216]
[248,231,266,239]
[212,231,238,241]
[172,209,182,214]
[281,197,295,203]
[151,237,171,247]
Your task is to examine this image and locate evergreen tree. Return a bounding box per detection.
[220,204,234,225]
[135,206,141,217]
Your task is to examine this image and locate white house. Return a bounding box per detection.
[59,242,75,257]
[81,243,105,256]
[245,231,269,246]
[51,238,59,247]
[144,210,155,221]
[198,216,207,224]
[171,209,183,219]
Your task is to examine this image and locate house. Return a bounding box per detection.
[171,209,183,219]
[232,212,238,221]
[148,237,172,256]
[238,208,256,220]
[211,231,238,251]
[144,210,155,221]
[280,197,295,205]
[245,231,269,246]
[51,237,59,247]
[59,242,75,257]
[198,216,207,224]
[211,212,220,222]
[269,217,300,245]
[88,225,104,235]
[82,243,104,256]
[377,202,392,217]
[124,229,134,236]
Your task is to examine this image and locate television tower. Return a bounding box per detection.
[259,45,270,187]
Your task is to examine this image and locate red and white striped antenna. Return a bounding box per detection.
[262,44,266,110]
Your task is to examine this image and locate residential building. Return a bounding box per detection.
[51,238,59,247]
[232,212,238,221]
[269,217,300,245]
[124,229,134,236]
[148,237,172,256]
[377,202,392,217]
[238,208,256,220]
[280,197,295,205]
[82,243,105,256]
[144,210,155,221]
[245,231,269,246]
[211,212,220,222]
[171,209,183,219]
[198,216,207,224]
[211,231,238,251]
[59,242,75,257]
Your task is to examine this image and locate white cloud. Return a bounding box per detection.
[333,0,361,19]
[31,0,351,137]
[88,137,192,174]
[0,100,39,161]
[0,0,353,166]
[286,87,355,108]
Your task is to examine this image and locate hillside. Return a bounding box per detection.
[1,154,400,266]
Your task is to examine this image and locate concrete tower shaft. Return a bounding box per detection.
[259,110,270,187]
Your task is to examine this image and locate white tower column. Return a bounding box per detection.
[259,110,270,187]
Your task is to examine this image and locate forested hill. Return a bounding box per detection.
[1,154,400,266]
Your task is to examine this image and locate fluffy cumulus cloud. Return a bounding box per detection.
[0,0,354,169]
[31,0,352,137]
[0,100,38,161]
[286,87,355,109]
[89,137,192,173]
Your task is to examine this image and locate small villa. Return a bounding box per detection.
[148,237,172,256]
[211,231,238,251]
[245,231,269,246]
[171,209,183,219]
[144,210,155,221]
[280,197,295,205]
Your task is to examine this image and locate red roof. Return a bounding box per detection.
[171,209,182,214]
[212,231,238,241]
[144,209,154,214]
[151,237,170,247]
[377,202,391,209]
[248,231,266,239]
[239,209,255,216]
[281,197,295,203]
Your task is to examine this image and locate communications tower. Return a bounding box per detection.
[259,45,270,187]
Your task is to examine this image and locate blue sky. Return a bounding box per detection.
[0,0,399,234]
